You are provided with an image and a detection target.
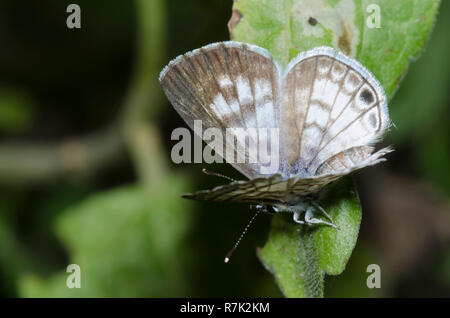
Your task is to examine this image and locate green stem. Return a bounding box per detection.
[0,125,122,185]
[121,0,168,188]
[300,229,324,298]
[0,0,168,187]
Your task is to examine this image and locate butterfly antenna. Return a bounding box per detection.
[224,210,260,264]
[202,168,236,182]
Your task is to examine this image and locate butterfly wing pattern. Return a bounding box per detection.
[160,42,392,224]
[180,145,391,204]
[280,47,391,177]
[159,42,282,179]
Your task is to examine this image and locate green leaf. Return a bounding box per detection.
[257,178,360,297]
[387,2,450,194]
[0,89,34,134]
[230,0,440,297]
[19,175,193,297]
[230,0,440,97]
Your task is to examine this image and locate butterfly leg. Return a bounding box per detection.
[311,201,335,224]
[304,206,338,229]
[293,210,305,225]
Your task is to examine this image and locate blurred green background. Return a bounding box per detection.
[0,0,449,297]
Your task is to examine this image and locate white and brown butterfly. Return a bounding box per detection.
[159,41,391,231]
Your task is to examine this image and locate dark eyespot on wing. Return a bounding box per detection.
[360,88,374,104]
[368,113,377,129]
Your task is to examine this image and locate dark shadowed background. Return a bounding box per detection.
[0,0,449,297]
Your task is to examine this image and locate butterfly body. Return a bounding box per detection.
[160,41,392,227]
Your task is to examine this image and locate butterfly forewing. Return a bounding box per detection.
[160,42,283,179]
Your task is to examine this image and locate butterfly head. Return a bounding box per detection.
[252,204,287,214]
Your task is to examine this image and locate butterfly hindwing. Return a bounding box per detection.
[316,146,392,175]
[181,174,288,204]
[182,170,353,204]
[280,47,390,177]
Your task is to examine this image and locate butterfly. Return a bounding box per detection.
[159,41,392,230]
